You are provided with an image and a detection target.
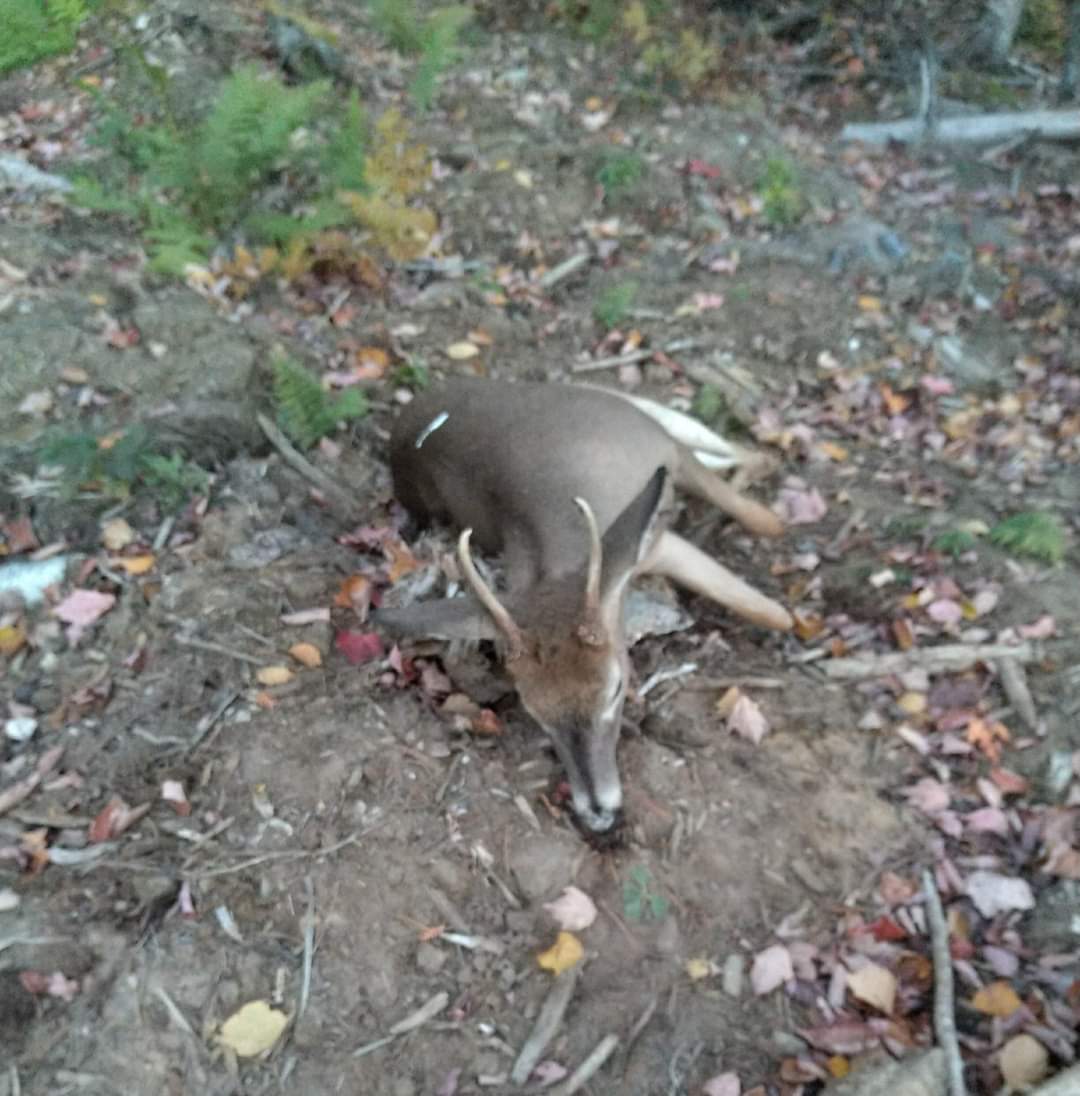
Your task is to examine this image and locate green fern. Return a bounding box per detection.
[272,356,368,449]
[989,512,1066,564]
[593,281,637,330]
[0,0,94,74]
[369,1,471,109]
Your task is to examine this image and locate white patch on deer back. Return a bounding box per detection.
[414,411,449,449]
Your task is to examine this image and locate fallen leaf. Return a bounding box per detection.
[846,963,897,1014]
[990,767,1029,796]
[216,1000,289,1058]
[775,486,827,525]
[335,630,384,665]
[53,589,116,645]
[20,971,79,1001]
[903,777,950,816]
[965,807,1009,836]
[897,691,927,716]
[857,295,882,312]
[88,797,151,843]
[531,1061,569,1085]
[0,625,27,657]
[967,717,1009,764]
[998,1034,1049,1089]
[256,665,294,686]
[289,642,323,669]
[965,871,1035,918]
[161,780,191,816]
[727,694,770,744]
[751,944,793,996]
[685,957,715,982]
[2,515,39,554]
[536,931,583,975]
[542,886,598,933]
[701,1072,741,1096]
[333,574,373,617]
[384,538,420,582]
[18,390,54,416]
[1018,614,1056,639]
[971,980,1022,1017]
[281,607,331,625]
[113,554,155,576]
[101,518,135,551]
[826,1057,850,1080]
[445,341,479,360]
[817,440,849,462]
[926,599,963,625]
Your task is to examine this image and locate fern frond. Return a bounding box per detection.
[989,512,1066,564]
[272,356,367,449]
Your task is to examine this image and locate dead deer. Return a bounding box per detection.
[379,378,792,834]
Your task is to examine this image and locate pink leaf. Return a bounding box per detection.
[52,589,116,645]
[543,886,598,932]
[775,486,828,525]
[532,1061,569,1086]
[927,599,963,625]
[727,694,770,744]
[47,972,80,1002]
[693,292,725,311]
[751,944,793,996]
[1018,614,1056,639]
[335,630,384,665]
[701,1073,741,1096]
[161,780,191,816]
[902,778,950,816]
[965,807,1009,836]
[920,375,954,396]
[983,945,1020,977]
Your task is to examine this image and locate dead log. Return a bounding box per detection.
[841,109,1080,146]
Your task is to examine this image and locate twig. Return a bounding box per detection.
[621,995,658,1074]
[193,831,365,879]
[538,252,590,290]
[639,662,699,699]
[256,412,360,523]
[570,338,706,375]
[152,514,176,552]
[352,1034,397,1058]
[298,875,316,1020]
[186,688,241,753]
[511,968,581,1084]
[9,1064,20,1096]
[153,986,195,1036]
[547,1033,620,1096]
[821,642,1036,680]
[174,634,263,666]
[922,869,966,1096]
[0,746,63,817]
[685,676,784,691]
[388,991,449,1035]
[995,657,1039,732]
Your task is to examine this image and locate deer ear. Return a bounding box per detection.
[375,598,500,642]
[599,465,670,606]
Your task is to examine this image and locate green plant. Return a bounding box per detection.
[272,355,367,449]
[934,529,978,558]
[1017,0,1065,56]
[622,864,668,922]
[593,281,637,330]
[394,361,430,390]
[691,384,729,427]
[0,0,97,74]
[756,156,806,228]
[369,0,472,109]
[989,511,1065,563]
[72,65,369,273]
[36,425,209,507]
[594,150,645,200]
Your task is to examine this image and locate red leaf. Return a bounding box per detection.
[865,916,907,942]
[335,630,384,665]
[685,159,722,179]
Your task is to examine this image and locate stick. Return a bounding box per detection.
[922,870,966,1096]
[388,991,449,1035]
[174,634,263,666]
[570,338,707,375]
[256,412,360,523]
[841,108,1080,146]
[511,968,581,1084]
[0,746,63,816]
[547,1033,620,1096]
[995,657,1039,731]
[298,875,316,1020]
[186,688,240,753]
[821,642,1036,680]
[538,252,589,289]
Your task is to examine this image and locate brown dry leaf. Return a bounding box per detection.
[88,797,151,843]
[253,691,277,710]
[818,440,849,461]
[113,554,155,576]
[354,346,390,379]
[879,383,909,416]
[0,625,27,657]
[289,642,322,669]
[216,1000,289,1058]
[715,686,741,719]
[161,780,191,816]
[467,329,493,346]
[101,518,135,551]
[470,709,502,736]
[967,717,1009,764]
[857,295,882,312]
[384,539,420,583]
[445,341,479,360]
[971,980,1022,1017]
[60,366,90,384]
[998,1034,1049,1089]
[846,963,897,1015]
[892,618,915,651]
[256,665,294,686]
[793,613,825,641]
[536,931,583,975]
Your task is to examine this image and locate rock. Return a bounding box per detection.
[507,833,580,903]
[821,1048,945,1095]
[416,942,447,974]
[934,334,1007,394]
[1023,880,1080,951]
[722,954,745,998]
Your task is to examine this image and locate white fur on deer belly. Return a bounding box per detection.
[414,411,449,449]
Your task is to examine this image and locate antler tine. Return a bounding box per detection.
[457,529,523,658]
[573,496,603,619]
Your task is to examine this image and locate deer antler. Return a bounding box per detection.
[573,496,604,644]
[457,529,524,659]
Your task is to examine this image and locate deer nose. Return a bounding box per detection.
[575,787,623,833]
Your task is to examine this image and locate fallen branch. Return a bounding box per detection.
[547,1033,620,1096]
[511,968,580,1084]
[995,657,1039,731]
[0,746,64,816]
[841,108,1080,146]
[821,642,1036,680]
[256,412,360,524]
[538,252,590,290]
[922,869,967,1096]
[570,338,707,374]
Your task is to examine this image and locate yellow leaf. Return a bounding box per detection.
[537,931,583,974]
[846,963,897,1014]
[857,295,882,311]
[971,980,1022,1017]
[999,1034,1049,1089]
[216,1000,289,1058]
[818,440,849,461]
[0,624,27,657]
[114,554,155,576]
[685,957,713,982]
[289,642,323,669]
[714,686,741,718]
[897,692,927,716]
[257,665,294,686]
[827,1056,850,1079]
[445,341,479,360]
[513,169,533,189]
[101,518,135,551]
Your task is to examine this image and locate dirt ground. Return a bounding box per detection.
[2,4,1079,1095]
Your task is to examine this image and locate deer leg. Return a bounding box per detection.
[674,447,785,539]
[639,530,793,632]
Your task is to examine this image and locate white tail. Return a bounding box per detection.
[379,378,791,834]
